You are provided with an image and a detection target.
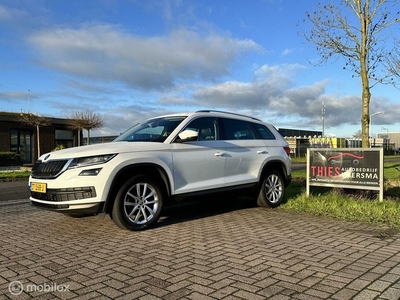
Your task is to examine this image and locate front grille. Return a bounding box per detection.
[31,159,70,179]
[31,186,97,202]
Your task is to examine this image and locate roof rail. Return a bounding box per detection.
[196,110,261,121]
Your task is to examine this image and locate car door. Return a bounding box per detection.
[221,118,270,187]
[170,117,226,195]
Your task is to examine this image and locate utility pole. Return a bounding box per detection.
[321,101,325,137]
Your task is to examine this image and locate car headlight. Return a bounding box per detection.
[67,154,117,169]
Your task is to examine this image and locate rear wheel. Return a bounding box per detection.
[257,170,285,208]
[112,174,164,231]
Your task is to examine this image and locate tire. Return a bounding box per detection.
[112,174,164,231]
[257,170,285,208]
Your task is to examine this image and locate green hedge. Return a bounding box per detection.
[0,152,23,166]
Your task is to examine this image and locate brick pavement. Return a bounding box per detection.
[1,197,400,299]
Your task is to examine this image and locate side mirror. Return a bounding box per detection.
[176,129,198,142]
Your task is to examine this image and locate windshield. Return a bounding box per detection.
[113,116,187,143]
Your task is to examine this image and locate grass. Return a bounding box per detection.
[0,171,31,181]
[282,161,400,229]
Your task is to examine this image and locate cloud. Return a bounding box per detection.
[50,61,400,137]
[91,105,178,136]
[158,96,189,105]
[281,48,293,56]
[27,25,262,90]
[188,63,395,130]
[0,5,26,21]
[0,91,29,100]
[14,14,400,136]
[191,63,306,110]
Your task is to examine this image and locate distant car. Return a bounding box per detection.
[29,110,292,231]
[396,148,400,155]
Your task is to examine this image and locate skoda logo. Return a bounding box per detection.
[44,154,51,161]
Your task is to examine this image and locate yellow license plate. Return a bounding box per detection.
[31,182,47,193]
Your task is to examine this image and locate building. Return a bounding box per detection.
[278,128,323,157]
[278,128,322,138]
[377,132,400,149]
[0,112,82,165]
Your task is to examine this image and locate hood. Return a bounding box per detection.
[38,141,171,160]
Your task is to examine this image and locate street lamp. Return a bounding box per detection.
[370,111,382,147]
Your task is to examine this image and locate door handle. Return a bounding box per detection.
[215,152,226,157]
[257,150,268,154]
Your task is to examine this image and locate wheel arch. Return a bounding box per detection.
[260,160,290,187]
[104,163,171,215]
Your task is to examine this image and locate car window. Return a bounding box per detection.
[221,118,258,140]
[183,117,219,141]
[114,116,186,142]
[253,123,276,140]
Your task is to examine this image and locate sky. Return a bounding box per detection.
[1,0,400,138]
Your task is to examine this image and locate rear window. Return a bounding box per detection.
[220,118,276,140]
[253,123,276,140]
[221,118,257,140]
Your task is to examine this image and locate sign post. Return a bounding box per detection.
[306,148,384,201]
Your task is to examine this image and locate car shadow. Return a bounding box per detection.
[155,193,258,228]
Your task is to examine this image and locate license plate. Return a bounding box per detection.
[31,182,47,193]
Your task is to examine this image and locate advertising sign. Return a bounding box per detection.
[306,148,383,201]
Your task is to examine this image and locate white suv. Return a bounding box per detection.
[29,110,292,230]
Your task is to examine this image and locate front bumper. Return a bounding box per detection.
[30,200,104,215]
[30,185,105,214]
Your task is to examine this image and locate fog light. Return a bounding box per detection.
[79,168,102,176]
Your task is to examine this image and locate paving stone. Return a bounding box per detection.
[352,289,382,300]
[1,197,400,299]
[331,287,359,300]
[378,287,400,300]
[367,280,393,292]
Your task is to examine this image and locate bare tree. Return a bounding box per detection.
[386,38,400,78]
[353,130,363,138]
[68,111,104,145]
[67,115,86,146]
[300,0,399,147]
[19,113,52,158]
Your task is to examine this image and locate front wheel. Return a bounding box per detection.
[112,175,164,231]
[257,170,285,208]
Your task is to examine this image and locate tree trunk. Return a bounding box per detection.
[361,84,371,148]
[87,129,90,145]
[77,129,81,146]
[359,2,371,148]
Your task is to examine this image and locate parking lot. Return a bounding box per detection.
[1,180,400,299]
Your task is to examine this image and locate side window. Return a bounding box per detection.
[221,118,257,140]
[253,123,276,140]
[184,117,219,141]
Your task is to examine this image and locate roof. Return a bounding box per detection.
[0,111,74,125]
